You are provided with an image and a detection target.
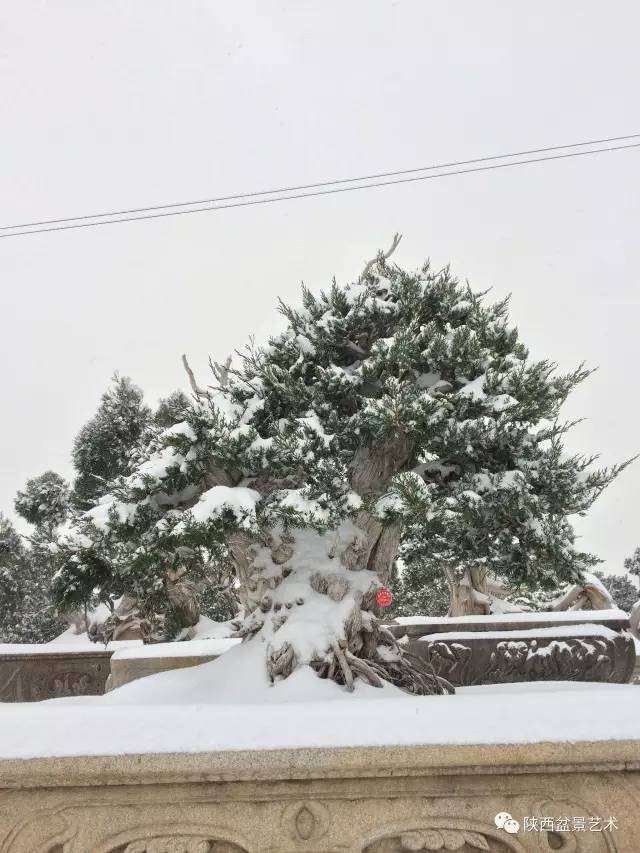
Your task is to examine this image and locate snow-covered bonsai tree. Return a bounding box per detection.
[53,236,629,691]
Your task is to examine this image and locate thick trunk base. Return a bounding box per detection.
[236,524,452,696]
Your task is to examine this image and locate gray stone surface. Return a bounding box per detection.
[410,629,636,687]
[0,647,115,701]
[107,651,220,691]
[1,738,638,851]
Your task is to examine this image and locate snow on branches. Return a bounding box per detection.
[52,239,631,691]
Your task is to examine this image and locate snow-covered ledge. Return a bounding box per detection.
[1,675,640,851]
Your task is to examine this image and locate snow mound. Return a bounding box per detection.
[191,615,240,639]
[111,638,240,661]
[86,637,403,706]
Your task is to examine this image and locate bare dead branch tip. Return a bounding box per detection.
[209,354,232,390]
[360,232,402,281]
[182,354,210,400]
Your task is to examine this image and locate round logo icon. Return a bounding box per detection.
[494,812,520,834]
[376,587,393,608]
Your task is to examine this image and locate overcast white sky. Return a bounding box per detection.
[1,2,638,571]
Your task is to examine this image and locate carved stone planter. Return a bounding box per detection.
[0,644,138,702]
[409,628,636,687]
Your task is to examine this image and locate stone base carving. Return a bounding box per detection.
[115,839,246,853]
[0,740,637,852]
[0,648,117,702]
[409,631,636,687]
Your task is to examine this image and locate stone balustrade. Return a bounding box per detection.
[0,737,638,851]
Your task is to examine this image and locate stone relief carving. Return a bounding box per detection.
[0,808,76,853]
[0,666,21,701]
[0,787,628,853]
[422,633,635,687]
[487,639,610,683]
[0,650,111,701]
[280,800,330,842]
[115,839,247,853]
[121,840,242,853]
[363,827,512,851]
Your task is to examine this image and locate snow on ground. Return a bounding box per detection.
[1,638,640,761]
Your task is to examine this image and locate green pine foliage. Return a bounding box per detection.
[0,513,64,643]
[0,514,23,639]
[153,390,191,430]
[14,471,69,533]
[624,546,640,581]
[71,374,152,509]
[11,472,70,641]
[593,570,639,613]
[390,558,450,618]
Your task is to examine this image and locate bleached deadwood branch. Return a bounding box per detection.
[182,354,211,400]
[359,232,402,281]
[208,354,232,390]
[331,640,355,691]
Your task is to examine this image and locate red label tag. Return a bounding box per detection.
[376,587,393,608]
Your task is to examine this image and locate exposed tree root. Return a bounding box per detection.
[310,616,454,696]
[331,641,355,691]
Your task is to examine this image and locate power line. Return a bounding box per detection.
[2,139,639,239]
[2,132,639,233]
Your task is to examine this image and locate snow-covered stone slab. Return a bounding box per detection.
[0,640,141,655]
[1,681,639,851]
[390,607,630,636]
[0,640,142,702]
[107,638,241,690]
[420,623,620,641]
[2,666,640,760]
[110,638,240,660]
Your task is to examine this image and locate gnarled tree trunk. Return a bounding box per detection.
[229,435,453,695]
[445,566,520,617]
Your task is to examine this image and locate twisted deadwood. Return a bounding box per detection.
[360,232,402,281]
[308,594,454,696]
[309,625,453,695]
